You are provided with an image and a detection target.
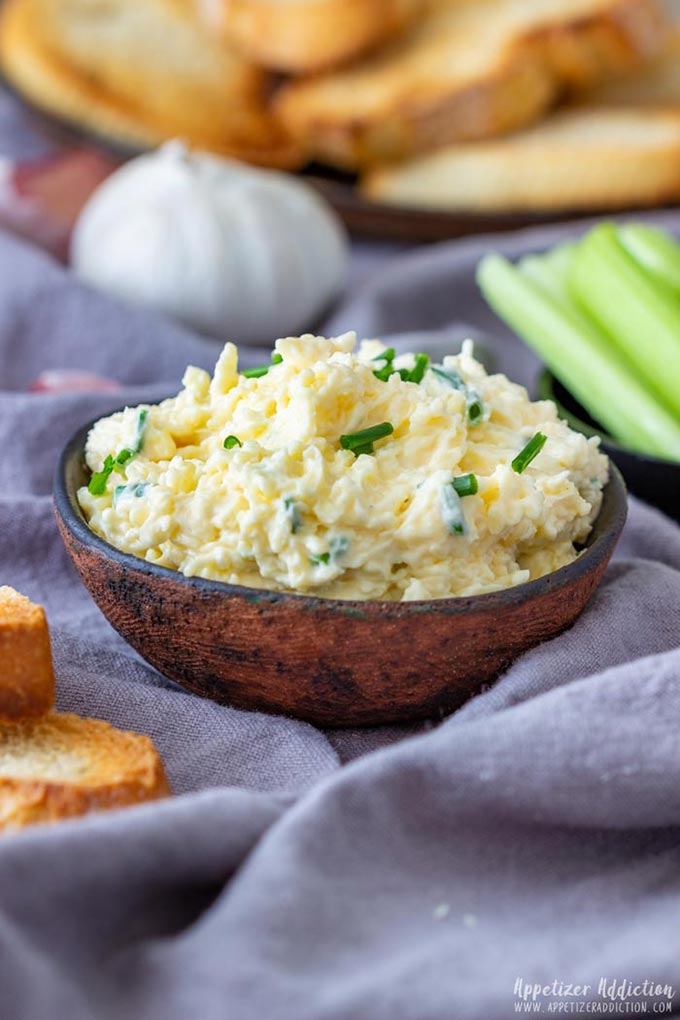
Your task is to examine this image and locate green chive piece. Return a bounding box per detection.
[88,455,115,496]
[330,536,350,559]
[243,351,282,378]
[113,482,152,507]
[452,473,478,497]
[223,435,242,449]
[408,353,430,384]
[340,422,394,453]
[87,410,150,496]
[133,409,149,453]
[372,348,397,382]
[432,366,484,424]
[432,366,465,390]
[373,364,395,382]
[512,432,547,474]
[440,484,467,536]
[352,442,375,456]
[310,537,349,567]
[396,353,430,384]
[466,392,484,425]
[283,496,302,534]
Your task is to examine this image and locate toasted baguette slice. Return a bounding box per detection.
[362,107,680,213]
[0,588,54,723]
[276,0,670,169]
[202,0,425,74]
[582,25,680,106]
[0,0,300,168]
[0,712,170,832]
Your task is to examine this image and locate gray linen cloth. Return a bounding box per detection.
[2,209,680,1020]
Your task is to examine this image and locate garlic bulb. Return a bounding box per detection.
[71,142,348,344]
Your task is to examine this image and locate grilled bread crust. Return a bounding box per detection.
[276,0,671,168]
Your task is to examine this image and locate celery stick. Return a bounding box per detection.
[477,252,680,460]
[569,223,680,418]
[619,223,680,298]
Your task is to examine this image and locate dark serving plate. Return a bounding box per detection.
[538,371,680,522]
[6,75,680,244]
[54,415,627,727]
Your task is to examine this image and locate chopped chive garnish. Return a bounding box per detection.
[430,367,483,422]
[408,353,430,384]
[330,536,350,559]
[440,484,467,536]
[432,365,484,424]
[372,348,397,382]
[283,496,302,534]
[340,422,394,454]
[512,432,547,474]
[395,353,430,384]
[373,364,395,382]
[352,442,376,456]
[432,366,465,390]
[88,455,115,496]
[133,409,149,453]
[113,482,152,507]
[466,394,484,425]
[373,350,430,384]
[310,536,349,567]
[223,435,242,449]
[242,351,283,378]
[87,411,150,495]
[452,473,478,497]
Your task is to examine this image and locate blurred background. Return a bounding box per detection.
[1,0,680,252]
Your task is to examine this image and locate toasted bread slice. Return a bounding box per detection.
[362,106,680,213]
[0,0,300,168]
[0,587,54,723]
[202,0,425,74]
[276,0,670,169]
[582,25,680,105]
[0,712,170,832]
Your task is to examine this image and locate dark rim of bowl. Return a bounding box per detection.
[537,370,680,467]
[54,413,627,615]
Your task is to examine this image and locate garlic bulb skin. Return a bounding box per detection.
[71,142,348,344]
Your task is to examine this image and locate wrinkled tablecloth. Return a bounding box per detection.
[2,139,680,1016]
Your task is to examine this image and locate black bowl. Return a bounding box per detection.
[538,371,680,522]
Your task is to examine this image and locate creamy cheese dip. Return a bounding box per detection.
[78,333,608,601]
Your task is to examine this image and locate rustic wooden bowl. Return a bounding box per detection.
[54,420,627,727]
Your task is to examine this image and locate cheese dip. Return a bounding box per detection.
[78,333,608,601]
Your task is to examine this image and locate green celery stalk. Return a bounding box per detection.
[477,251,680,460]
[569,223,680,418]
[618,223,680,298]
